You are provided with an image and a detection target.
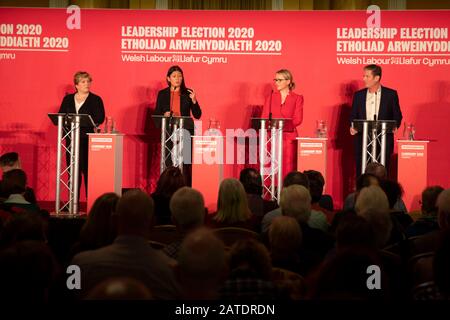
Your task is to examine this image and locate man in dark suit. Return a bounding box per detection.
[349,64,403,176]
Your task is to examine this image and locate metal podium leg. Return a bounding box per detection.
[69,122,75,214]
[55,115,63,214]
[73,116,81,215]
[173,124,178,168]
[179,118,184,173]
[371,127,377,163]
[270,126,276,200]
[380,122,387,166]
[277,120,284,203]
[361,122,368,174]
[160,117,167,174]
[259,120,266,181]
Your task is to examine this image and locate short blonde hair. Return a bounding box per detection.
[214,178,250,224]
[280,185,311,223]
[276,69,295,90]
[355,185,392,248]
[73,71,92,85]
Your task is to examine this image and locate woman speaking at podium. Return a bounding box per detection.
[58,71,105,197]
[261,69,304,176]
[154,65,202,120]
[154,65,202,186]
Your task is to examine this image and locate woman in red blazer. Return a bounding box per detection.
[261,69,304,177]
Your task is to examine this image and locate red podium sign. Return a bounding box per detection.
[397,140,429,212]
[192,135,224,213]
[87,133,124,213]
[297,137,328,190]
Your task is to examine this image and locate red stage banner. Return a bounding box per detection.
[1,8,449,208]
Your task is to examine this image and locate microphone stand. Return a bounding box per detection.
[268,89,273,128]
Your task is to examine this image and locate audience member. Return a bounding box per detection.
[71,189,180,299]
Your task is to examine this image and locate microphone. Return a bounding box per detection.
[269,89,273,123]
[374,91,378,121]
[170,86,177,115]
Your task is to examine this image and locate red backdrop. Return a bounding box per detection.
[1,8,449,208]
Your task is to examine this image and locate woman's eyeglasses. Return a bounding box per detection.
[273,78,287,82]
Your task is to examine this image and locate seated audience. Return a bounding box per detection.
[71,189,180,299]
[406,186,444,238]
[0,152,36,204]
[207,179,258,231]
[262,171,328,233]
[151,166,186,225]
[279,185,334,275]
[239,167,277,217]
[269,216,302,274]
[163,187,205,260]
[175,227,227,299]
[0,169,40,214]
[220,238,285,300]
[0,240,60,302]
[70,192,120,257]
[85,277,153,300]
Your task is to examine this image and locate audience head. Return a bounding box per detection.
[309,248,385,300]
[356,173,379,192]
[283,171,310,189]
[336,215,376,251]
[215,178,250,224]
[355,185,392,248]
[2,169,27,196]
[80,192,120,249]
[421,186,444,216]
[269,215,302,255]
[154,166,185,198]
[170,187,205,232]
[434,228,450,296]
[365,162,387,180]
[85,277,153,300]
[0,152,21,173]
[379,179,404,210]
[176,227,227,299]
[280,185,311,223]
[303,170,325,204]
[239,168,263,196]
[229,238,272,280]
[0,240,58,302]
[115,189,154,238]
[0,212,46,249]
[437,189,450,229]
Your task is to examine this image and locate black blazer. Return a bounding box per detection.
[154,87,202,120]
[349,85,403,128]
[58,92,105,139]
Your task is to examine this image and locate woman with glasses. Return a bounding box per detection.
[261,69,304,176]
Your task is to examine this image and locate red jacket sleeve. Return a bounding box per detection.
[292,94,304,127]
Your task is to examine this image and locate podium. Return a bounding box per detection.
[297,137,328,188]
[192,134,223,212]
[397,140,429,212]
[48,113,96,215]
[152,115,194,174]
[352,119,397,174]
[252,118,292,202]
[87,133,124,213]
